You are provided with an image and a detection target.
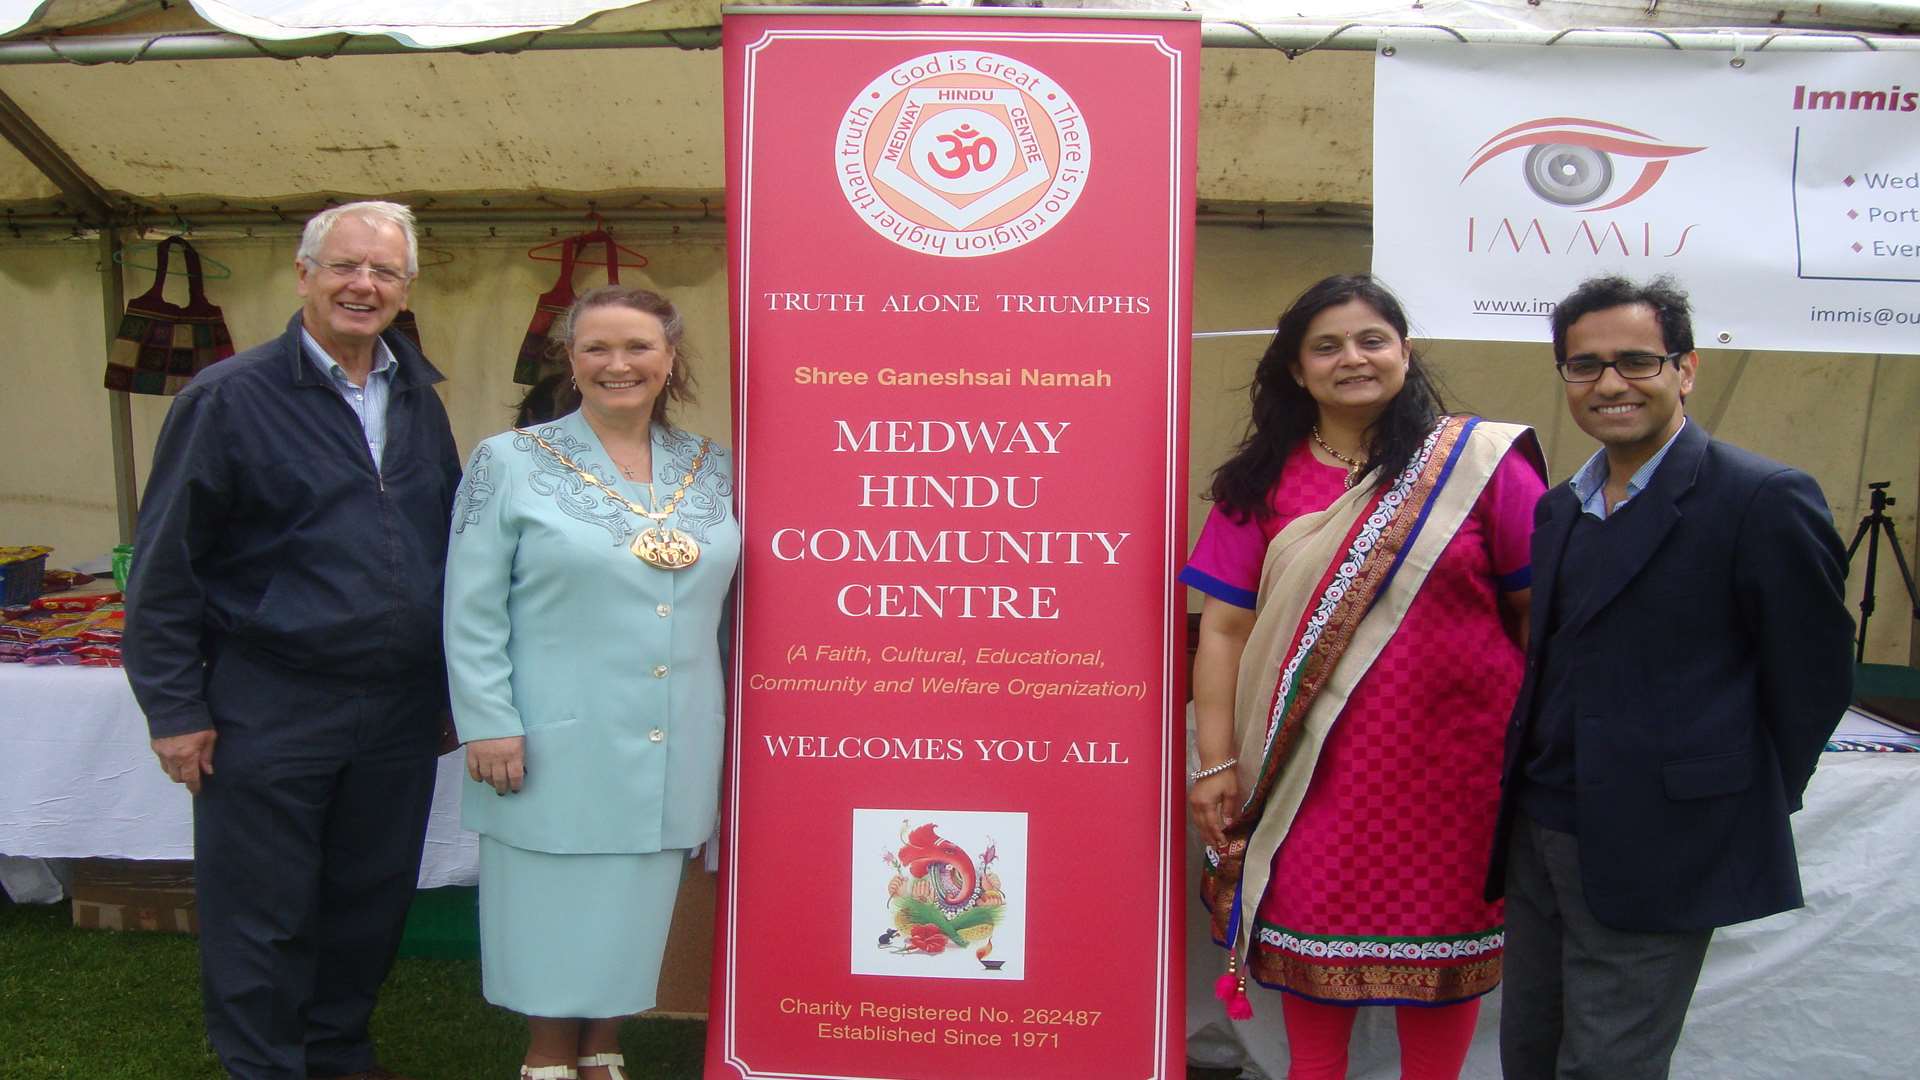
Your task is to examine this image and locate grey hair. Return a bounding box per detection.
[297,201,419,276]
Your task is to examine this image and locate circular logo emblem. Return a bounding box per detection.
[835,51,1091,259]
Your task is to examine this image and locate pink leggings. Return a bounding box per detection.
[1280,994,1481,1080]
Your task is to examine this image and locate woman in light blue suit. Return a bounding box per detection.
[445,285,739,1080]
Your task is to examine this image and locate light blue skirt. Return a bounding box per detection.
[478,837,686,1018]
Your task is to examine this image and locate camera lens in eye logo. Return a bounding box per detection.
[835,52,1090,258]
[1461,118,1704,213]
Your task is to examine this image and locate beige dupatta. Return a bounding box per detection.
[1202,416,1532,1003]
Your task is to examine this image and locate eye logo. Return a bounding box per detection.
[1462,118,1705,213]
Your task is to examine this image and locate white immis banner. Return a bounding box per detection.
[1373,42,1920,355]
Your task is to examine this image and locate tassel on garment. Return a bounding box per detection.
[1217,948,1254,1020]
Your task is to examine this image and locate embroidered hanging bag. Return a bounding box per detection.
[390,309,425,352]
[513,233,621,385]
[103,236,235,395]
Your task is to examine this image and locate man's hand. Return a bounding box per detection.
[151,730,217,795]
[466,736,527,795]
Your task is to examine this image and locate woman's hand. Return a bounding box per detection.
[466,736,527,795]
[1188,769,1243,851]
[1190,596,1255,852]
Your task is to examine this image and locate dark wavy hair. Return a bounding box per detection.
[513,371,573,428]
[546,284,698,427]
[1550,274,1694,365]
[1207,274,1446,521]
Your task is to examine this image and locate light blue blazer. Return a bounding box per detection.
[444,410,739,854]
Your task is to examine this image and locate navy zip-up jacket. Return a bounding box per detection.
[125,312,463,739]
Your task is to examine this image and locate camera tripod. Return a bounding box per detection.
[1844,482,1920,664]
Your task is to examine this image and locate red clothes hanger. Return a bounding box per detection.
[526,211,649,272]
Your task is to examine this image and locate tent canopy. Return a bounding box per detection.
[0,0,1914,219]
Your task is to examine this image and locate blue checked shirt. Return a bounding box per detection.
[300,329,397,474]
[1568,418,1688,520]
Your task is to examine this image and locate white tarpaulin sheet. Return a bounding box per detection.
[1373,42,1920,354]
[0,1,637,44]
[186,0,631,47]
[1185,748,1920,1079]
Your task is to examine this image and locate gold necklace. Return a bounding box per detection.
[1310,426,1366,490]
[519,429,710,570]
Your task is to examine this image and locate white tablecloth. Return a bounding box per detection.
[0,666,478,888]
[1185,751,1920,1080]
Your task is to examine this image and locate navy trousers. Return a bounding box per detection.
[195,645,439,1080]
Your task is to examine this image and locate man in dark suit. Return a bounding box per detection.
[1487,275,1853,1079]
[126,201,461,1080]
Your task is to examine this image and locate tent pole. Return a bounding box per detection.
[99,230,136,543]
[0,88,112,220]
[0,87,136,539]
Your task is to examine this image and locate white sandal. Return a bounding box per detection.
[578,1052,629,1080]
[519,1066,577,1080]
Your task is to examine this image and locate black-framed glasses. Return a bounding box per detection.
[1557,350,1686,384]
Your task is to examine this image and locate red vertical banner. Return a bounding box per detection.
[714,10,1198,1079]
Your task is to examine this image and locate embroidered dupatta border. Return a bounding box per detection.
[1201,415,1475,948]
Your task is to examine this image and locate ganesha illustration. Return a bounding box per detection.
[877,820,1008,970]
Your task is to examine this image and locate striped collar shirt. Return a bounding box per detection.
[300,329,398,474]
[1569,418,1688,520]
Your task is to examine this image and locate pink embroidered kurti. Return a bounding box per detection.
[1184,437,1544,1005]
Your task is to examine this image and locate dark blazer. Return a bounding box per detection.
[1486,420,1853,932]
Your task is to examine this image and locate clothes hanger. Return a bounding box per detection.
[416,243,456,269]
[526,211,649,271]
[113,232,234,281]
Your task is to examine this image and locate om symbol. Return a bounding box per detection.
[927,124,997,180]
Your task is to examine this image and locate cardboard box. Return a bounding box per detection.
[68,858,197,934]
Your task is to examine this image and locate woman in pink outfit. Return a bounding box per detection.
[1185,275,1545,1079]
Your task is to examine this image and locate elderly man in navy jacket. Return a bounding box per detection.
[1487,275,1853,1080]
[126,201,461,1080]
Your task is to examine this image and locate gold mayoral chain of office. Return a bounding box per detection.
[519,429,710,570]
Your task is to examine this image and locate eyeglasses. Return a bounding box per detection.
[1557,350,1686,383]
[306,258,409,285]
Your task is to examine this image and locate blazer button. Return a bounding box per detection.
[649,727,665,743]
[656,602,672,617]
[653,664,669,678]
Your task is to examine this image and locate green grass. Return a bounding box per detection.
[0,899,707,1079]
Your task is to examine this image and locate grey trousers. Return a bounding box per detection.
[1500,815,1713,1080]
